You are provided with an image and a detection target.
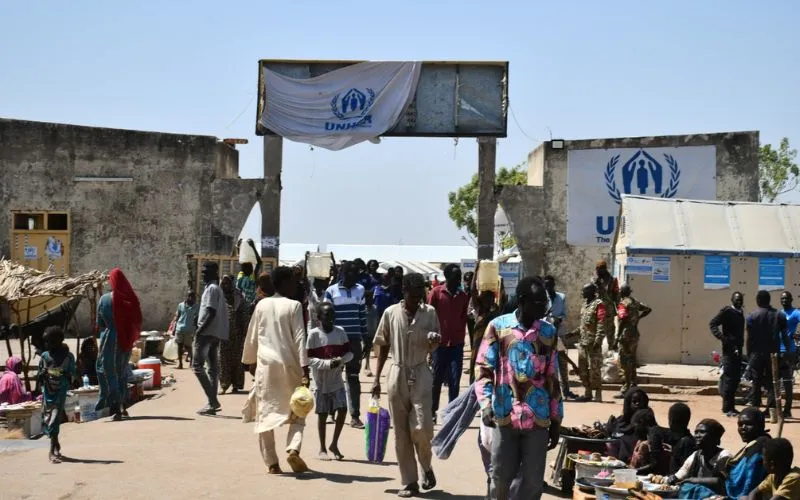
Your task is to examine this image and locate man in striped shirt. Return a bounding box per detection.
[324,261,368,429]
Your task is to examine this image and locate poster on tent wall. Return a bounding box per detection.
[758,258,785,291]
[566,146,717,246]
[651,256,671,282]
[703,255,731,290]
[259,62,422,151]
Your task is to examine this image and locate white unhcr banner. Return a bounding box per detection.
[567,146,716,246]
[259,61,422,151]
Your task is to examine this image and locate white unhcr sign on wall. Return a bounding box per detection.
[566,146,717,246]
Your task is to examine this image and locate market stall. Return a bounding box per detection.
[0,259,107,391]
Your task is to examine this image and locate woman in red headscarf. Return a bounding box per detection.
[95,268,142,420]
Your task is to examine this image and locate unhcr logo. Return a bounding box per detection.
[326,88,377,131]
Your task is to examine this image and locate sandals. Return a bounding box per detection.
[421,469,437,490]
[286,451,309,473]
[317,451,331,461]
[398,483,420,498]
[267,464,282,475]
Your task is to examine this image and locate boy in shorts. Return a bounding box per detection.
[172,290,199,369]
[306,303,352,461]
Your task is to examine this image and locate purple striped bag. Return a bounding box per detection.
[365,400,391,463]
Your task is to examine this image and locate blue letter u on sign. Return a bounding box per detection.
[596,216,616,235]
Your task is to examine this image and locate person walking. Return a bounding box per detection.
[219,275,247,394]
[171,290,199,369]
[324,261,368,429]
[307,302,351,461]
[372,272,441,498]
[242,266,310,475]
[475,277,563,500]
[576,283,605,402]
[615,284,652,397]
[96,268,142,421]
[544,275,575,399]
[469,266,500,385]
[193,262,229,415]
[37,326,75,463]
[747,291,789,423]
[428,263,469,423]
[710,291,746,417]
[779,291,799,419]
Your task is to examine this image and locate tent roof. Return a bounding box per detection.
[0,259,107,302]
[614,196,800,256]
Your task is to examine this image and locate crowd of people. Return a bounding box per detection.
[1,246,799,499]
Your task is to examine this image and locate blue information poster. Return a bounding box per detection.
[758,258,785,291]
[703,256,731,290]
[651,256,671,283]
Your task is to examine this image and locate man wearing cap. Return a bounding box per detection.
[593,260,619,349]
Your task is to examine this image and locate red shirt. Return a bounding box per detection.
[428,285,470,346]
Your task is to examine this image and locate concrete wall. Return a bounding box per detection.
[0,118,262,330]
[499,131,760,331]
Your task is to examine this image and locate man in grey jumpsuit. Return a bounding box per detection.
[372,272,442,498]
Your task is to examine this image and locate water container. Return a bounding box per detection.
[307,252,333,279]
[477,260,500,293]
[239,241,258,265]
[82,375,89,388]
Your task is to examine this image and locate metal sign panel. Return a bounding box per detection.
[256,60,508,137]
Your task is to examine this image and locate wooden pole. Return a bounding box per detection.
[22,299,32,392]
[477,137,497,261]
[771,353,784,437]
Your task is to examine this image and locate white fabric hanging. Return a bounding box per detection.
[259,61,422,151]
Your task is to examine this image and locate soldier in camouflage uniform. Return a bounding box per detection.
[576,283,605,402]
[593,260,619,350]
[615,284,652,397]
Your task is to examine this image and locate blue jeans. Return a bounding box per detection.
[432,344,464,416]
[192,335,220,407]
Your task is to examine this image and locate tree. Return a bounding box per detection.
[759,138,799,202]
[447,162,527,250]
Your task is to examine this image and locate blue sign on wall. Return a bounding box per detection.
[703,256,731,290]
[758,258,785,291]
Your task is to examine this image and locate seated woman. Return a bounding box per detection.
[607,387,651,463]
[679,407,769,499]
[76,338,99,386]
[629,408,671,475]
[653,419,730,487]
[662,402,696,474]
[0,356,32,404]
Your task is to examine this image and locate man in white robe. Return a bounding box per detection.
[242,266,310,474]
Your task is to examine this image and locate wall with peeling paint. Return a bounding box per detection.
[498,131,759,331]
[0,118,262,329]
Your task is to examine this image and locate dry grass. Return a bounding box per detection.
[0,427,26,439]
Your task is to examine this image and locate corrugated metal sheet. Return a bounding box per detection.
[615,196,800,256]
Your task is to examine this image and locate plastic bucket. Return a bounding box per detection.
[138,358,161,389]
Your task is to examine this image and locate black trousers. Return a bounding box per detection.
[749,352,777,409]
[720,353,742,413]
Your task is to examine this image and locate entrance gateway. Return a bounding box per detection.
[254,60,509,261]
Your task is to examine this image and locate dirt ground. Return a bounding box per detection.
[1,353,798,500]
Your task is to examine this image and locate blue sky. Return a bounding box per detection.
[2,1,798,247]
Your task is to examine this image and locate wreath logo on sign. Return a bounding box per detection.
[331,88,376,121]
[605,151,681,205]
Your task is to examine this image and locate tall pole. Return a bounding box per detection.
[261,136,283,263]
[477,137,497,260]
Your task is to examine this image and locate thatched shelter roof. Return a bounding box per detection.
[0,259,107,302]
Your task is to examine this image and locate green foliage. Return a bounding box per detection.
[447,162,527,248]
[759,138,799,202]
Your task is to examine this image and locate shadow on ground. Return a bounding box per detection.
[297,471,393,484]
